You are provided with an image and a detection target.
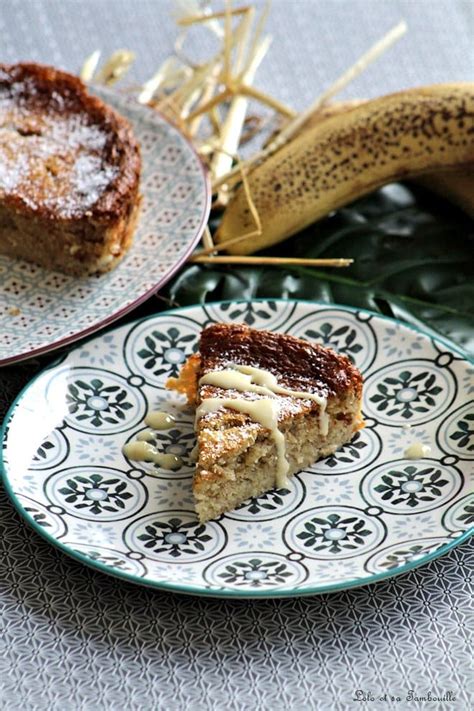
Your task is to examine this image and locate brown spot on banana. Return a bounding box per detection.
[215,84,474,254]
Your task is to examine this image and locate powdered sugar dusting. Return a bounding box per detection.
[0,150,29,192]
[0,78,119,217]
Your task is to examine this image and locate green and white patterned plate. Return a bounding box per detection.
[1,300,473,598]
[0,87,210,366]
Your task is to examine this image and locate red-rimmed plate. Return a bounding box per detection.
[0,87,210,366]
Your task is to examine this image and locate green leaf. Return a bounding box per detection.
[164,183,474,354]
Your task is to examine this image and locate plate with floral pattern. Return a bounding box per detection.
[0,87,210,366]
[1,299,473,598]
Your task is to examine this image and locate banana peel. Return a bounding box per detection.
[300,99,474,219]
[215,84,474,254]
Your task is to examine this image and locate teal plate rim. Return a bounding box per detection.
[1,298,473,599]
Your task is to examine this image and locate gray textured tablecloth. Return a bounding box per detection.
[0,2,473,710]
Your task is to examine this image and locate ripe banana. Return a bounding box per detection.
[215,84,474,253]
[412,166,474,217]
[300,99,474,219]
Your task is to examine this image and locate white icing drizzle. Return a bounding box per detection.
[196,397,288,487]
[201,365,326,405]
[404,442,432,459]
[122,441,182,470]
[136,429,155,442]
[320,410,330,437]
[197,364,328,488]
[145,411,176,429]
[189,444,199,462]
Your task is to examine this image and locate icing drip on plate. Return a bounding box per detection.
[404,442,432,459]
[122,440,182,470]
[144,411,176,429]
[122,411,182,470]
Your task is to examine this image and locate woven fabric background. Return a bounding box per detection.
[0,1,473,709]
[1,0,473,106]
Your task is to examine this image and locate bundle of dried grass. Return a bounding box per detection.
[80,1,407,269]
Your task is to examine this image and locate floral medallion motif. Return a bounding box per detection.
[442,494,474,533]
[3,300,472,598]
[462,367,474,395]
[67,521,119,546]
[47,368,147,434]
[75,436,121,465]
[44,467,148,521]
[450,414,474,451]
[233,523,278,549]
[381,323,425,359]
[77,334,119,367]
[148,563,197,584]
[387,427,432,456]
[16,495,67,539]
[213,300,281,327]
[361,460,463,514]
[135,328,195,378]
[309,476,354,506]
[296,564,363,588]
[437,401,474,459]
[67,379,132,427]
[364,361,455,425]
[204,300,295,331]
[148,388,195,420]
[364,537,451,573]
[204,553,308,590]
[70,543,147,577]
[123,316,202,387]
[30,429,69,470]
[151,479,195,509]
[308,428,382,475]
[287,309,377,372]
[151,426,196,465]
[124,511,226,563]
[284,506,386,560]
[391,514,439,541]
[223,477,306,521]
[306,323,362,359]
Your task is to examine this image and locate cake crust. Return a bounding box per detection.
[198,322,362,399]
[0,62,141,274]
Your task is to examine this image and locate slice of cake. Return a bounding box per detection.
[167,323,363,522]
[0,62,141,275]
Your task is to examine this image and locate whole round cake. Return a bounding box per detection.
[0,62,141,275]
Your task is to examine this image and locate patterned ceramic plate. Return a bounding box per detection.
[1,300,473,598]
[0,87,210,365]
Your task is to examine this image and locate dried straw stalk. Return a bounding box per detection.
[190,255,353,267]
[177,5,252,26]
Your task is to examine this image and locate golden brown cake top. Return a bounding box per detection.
[199,322,362,400]
[0,62,140,222]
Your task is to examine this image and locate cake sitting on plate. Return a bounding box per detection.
[0,62,141,275]
[168,323,364,522]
